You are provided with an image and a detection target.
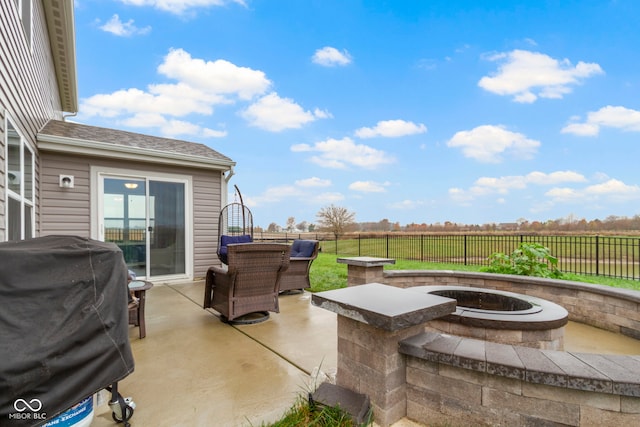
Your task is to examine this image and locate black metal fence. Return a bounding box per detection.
[255,232,640,281]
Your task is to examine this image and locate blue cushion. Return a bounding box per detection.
[291,240,316,258]
[219,235,252,264]
[220,234,252,247]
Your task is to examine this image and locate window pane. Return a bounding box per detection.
[24,204,33,239]
[7,126,21,194]
[24,146,33,200]
[8,197,21,241]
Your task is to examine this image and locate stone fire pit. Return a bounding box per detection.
[411,285,569,349]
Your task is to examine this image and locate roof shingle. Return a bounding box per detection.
[39,120,233,164]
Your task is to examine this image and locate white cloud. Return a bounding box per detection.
[292,137,395,169]
[160,119,226,138]
[348,181,390,193]
[312,46,352,67]
[474,176,528,192]
[446,125,540,163]
[452,173,639,208]
[99,14,151,36]
[118,0,246,15]
[311,192,346,204]
[585,179,640,199]
[546,179,640,203]
[290,143,312,152]
[478,50,603,103]
[560,123,600,136]
[545,187,582,201]
[355,120,427,139]
[388,199,427,210]
[449,170,587,203]
[295,177,331,187]
[158,48,271,101]
[561,106,640,136]
[120,113,226,138]
[525,171,586,185]
[246,179,343,208]
[79,48,271,138]
[244,185,303,207]
[241,93,330,132]
[448,188,474,205]
[82,84,222,119]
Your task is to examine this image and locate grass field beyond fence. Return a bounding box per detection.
[308,253,640,293]
[302,234,640,281]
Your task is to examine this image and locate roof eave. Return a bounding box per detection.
[43,0,79,113]
[37,133,236,171]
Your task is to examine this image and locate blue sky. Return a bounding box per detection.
[73,0,640,228]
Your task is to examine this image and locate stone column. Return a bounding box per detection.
[337,257,396,286]
[312,283,456,426]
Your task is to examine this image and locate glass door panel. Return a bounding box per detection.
[149,181,186,276]
[103,178,147,277]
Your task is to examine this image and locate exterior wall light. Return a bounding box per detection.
[59,174,74,189]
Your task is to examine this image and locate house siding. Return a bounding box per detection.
[1,0,66,240]
[0,110,5,239]
[40,152,223,279]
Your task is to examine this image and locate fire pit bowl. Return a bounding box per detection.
[410,285,569,349]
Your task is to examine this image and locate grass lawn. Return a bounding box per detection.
[308,253,640,293]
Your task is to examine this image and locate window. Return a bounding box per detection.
[13,0,32,49]
[5,119,34,241]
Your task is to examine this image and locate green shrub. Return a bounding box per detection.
[481,243,562,278]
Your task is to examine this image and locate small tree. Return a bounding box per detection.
[316,204,356,239]
[286,216,296,232]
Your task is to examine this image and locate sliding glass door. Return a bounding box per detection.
[101,175,186,279]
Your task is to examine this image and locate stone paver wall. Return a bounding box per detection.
[400,332,640,426]
[315,264,640,426]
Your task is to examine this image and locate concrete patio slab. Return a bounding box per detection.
[91,282,336,427]
[86,280,640,426]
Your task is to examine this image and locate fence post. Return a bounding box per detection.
[386,234,390,258]
[464,234,468,265]
[595,235,600,277]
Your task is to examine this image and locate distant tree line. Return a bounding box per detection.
[257,209,640,236]
[402,214,640,234]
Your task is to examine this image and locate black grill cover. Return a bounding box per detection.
[0,236,135,426]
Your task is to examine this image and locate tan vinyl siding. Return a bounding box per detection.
[0,110,5,240]
[40,152,223,279]
[193,170,223,278]
[39,154,90,236]
[1,0,66,239]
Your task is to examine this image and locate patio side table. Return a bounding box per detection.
[128,280,154,339]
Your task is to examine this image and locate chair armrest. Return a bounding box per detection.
[210,265,229,275]
[204,265,234,308]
